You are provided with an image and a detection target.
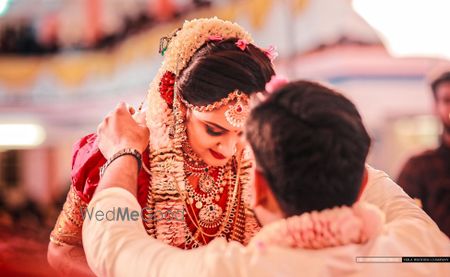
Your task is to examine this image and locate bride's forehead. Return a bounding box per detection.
[192,106,243,131]
[192,106,228,123]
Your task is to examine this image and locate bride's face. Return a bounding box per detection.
[185,103,247,167]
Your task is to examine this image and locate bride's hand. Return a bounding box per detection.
[97,102,149,159]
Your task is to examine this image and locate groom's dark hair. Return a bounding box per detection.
[246,80,371,216]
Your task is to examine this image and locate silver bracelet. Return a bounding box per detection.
[99,148,142,178]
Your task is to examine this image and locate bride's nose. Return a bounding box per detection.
[217,136,238,158]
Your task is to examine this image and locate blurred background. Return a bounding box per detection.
[1,0,449,275]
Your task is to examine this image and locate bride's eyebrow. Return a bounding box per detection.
[203,120,228,132]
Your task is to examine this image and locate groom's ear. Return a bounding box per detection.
[253,168,285,216]
[253,168,271,207]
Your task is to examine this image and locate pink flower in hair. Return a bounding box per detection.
[265,75,289,94]
[208,35,223,41]
[263,45,279,62]
[235,39,248,51]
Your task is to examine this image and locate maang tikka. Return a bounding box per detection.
[224,92,249,128]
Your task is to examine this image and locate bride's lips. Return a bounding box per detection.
[209,149,226,160]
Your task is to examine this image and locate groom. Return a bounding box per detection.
[84,80,449,276]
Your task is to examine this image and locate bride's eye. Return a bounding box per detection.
[206,125,224,136]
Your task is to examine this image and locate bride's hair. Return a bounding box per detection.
[176,38,275,106]
[246,81,371,216]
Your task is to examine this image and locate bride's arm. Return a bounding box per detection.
[47,131,105,276]
[47,185,96,276]
[47,243,95,277]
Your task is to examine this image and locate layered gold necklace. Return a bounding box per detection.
[182,142,228,229]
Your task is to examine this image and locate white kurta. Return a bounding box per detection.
[82,166,450,276]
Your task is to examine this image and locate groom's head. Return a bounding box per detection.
[246,80,371,225]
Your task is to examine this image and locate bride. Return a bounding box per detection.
[48,17,275,275]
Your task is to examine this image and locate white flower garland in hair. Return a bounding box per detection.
[144,17,257,246]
